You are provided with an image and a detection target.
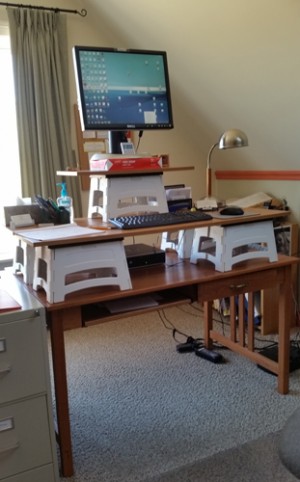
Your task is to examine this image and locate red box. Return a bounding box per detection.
[89,156,163,171]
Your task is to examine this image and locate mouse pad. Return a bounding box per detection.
[210,209,259,219]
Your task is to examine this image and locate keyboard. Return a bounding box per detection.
[108,210,213,229]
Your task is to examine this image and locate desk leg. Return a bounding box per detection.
[277,265,292,395]
[204,301,213,349]
[49,310,74,477]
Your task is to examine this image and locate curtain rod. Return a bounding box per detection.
[0,2,87,16]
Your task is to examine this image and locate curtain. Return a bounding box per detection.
[7,7,82,217]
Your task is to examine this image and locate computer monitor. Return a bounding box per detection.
[73,46,174,153]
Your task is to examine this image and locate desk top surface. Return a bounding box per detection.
[14,253,299,310]
[13,208,289,248]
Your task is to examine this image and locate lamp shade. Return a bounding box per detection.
[218,129,248,150]
[205,128,248,199]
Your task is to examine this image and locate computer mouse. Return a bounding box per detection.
[219,206,244,216]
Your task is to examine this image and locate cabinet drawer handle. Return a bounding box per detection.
[0,441,20,454]
[229,284,246,290]
[0,365,11,376]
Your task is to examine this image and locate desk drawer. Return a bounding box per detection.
[0,316,47,404]
[198,268,281,302]
[0,396,53,480]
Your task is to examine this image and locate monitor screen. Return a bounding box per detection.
[73,46,174,134]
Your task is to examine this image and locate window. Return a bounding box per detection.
[0,29,22,264]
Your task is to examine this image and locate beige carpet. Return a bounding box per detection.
[147,431,298,481]
[54,304,300,481]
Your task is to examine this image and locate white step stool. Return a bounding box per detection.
[190,220,278,272]
[33,239,132,303]
[88,173,168,221]
[160,229,195,259]
[13,239,35,284]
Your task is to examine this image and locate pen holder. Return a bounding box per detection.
[38,206,70,224]
[53,207,70,225]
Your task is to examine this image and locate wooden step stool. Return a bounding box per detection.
[33,239,132,303]
[88,173,168,221]
[190,220,278,271]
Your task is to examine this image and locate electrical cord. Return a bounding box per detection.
[157,309,197,343]
[157,307,224,352]
[135,130,143,152]
[179,302,228,348]
[159,298,300,365]
[214,305,279,349]
[186,301,279,352]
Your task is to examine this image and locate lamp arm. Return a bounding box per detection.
[206,142,218,169]
[206,142,218,198]
[204,129,248,200]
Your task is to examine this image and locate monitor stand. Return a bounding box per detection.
[108,131,128,154]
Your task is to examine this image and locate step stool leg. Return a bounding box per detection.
[13,240,35,284]
[88,176,104,218]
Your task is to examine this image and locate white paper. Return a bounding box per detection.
[83,141,106,152]
[226,192,272,208]
[82,130,96,138]
[14,224,102,241]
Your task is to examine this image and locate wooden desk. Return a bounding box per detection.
[11,208,296,477]
[13,254,297,477]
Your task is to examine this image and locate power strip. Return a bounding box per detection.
[176,342,195,353]
[195,347,225,364]
[176,337,203,353]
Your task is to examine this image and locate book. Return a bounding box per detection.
[0,289,21,313]
[89,155,163,172]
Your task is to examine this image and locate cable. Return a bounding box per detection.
[157,309,192,343]
[135,130,143,152]
[159,291,300,363]
[158,309,204,352]
[157,306,224,353]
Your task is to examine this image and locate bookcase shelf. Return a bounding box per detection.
[261,222,299,334]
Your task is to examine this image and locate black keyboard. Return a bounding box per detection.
[109,210,212,229]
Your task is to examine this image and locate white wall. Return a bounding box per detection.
[79,0,300,229]
[1,0,300,228]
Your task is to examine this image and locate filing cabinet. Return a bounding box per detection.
[0,278,59,482]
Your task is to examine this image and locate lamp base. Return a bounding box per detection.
[195,197,219,210]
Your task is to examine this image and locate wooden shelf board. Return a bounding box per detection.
[83,290,191,327]
[57,166,194,177]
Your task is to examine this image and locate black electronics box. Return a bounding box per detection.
[125,243,165,268]
[167,198,193,212]
[257,344,300,374]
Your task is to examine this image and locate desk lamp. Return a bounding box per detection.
[197,128,248,209]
